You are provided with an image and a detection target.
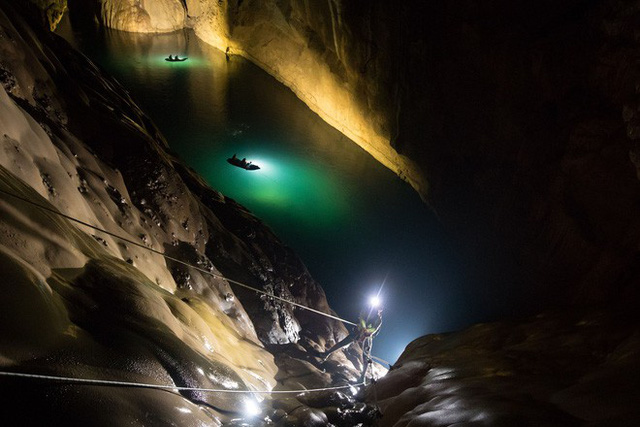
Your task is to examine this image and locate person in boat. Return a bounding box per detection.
[231,153,237,160]
[246,161,252,167]
[241,157,247,166]
[168,54,173,60]
[320,303,383,382]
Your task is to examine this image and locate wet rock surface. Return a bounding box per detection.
[0,2,374,425]
[372,307,640,426]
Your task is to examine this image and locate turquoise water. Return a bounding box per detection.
[59,22,468,363]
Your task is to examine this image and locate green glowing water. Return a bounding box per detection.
[59,21,467,363]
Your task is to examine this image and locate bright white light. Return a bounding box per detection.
[176,407,192,414]
[369,295,381,308]
[203,337,214,353]
[245,156,275,175]
[244,399,261,417]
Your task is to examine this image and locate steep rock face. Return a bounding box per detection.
[100,0,185,33]
[188,0,426,195]
[29,0,67,30]
[0,2,368,425]
[394,0,640,309]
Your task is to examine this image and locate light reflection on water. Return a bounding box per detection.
[59,19,466,364]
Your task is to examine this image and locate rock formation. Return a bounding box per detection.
[371,307,640,426]
[29,0,67,30]
[99,0,185,33]
[0,2,375,425]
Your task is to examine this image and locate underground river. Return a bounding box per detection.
[58,21,474,364]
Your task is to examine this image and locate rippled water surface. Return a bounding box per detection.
[59,21,468,363]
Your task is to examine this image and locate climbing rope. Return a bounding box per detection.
[0,188,356,327]
[370,355,391,367]
[0,370,364,394]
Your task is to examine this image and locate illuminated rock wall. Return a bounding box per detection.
[100,0,185,33]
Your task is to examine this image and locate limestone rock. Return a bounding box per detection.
[100,0,186,33]
[29,0,67,30]
[188,0,427,197]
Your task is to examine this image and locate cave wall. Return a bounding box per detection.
[372,307,640,425]
[0,3,273,423]
[28,0,67,30]
[99,0,185,32]
[192,0,425,192]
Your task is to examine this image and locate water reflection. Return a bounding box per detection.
[58,20,465,364]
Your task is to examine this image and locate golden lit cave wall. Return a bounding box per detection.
[100,0,186,33]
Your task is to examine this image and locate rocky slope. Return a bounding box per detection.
[370,307,640,426]
[0,2,376,425]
